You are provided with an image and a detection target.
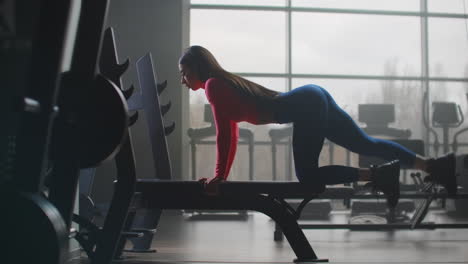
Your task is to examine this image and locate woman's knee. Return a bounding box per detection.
[294,162,320,181]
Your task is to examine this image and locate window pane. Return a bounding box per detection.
[292,78,425,139]
[429,0,468,13]
[190,9,287,73]
[429,18,468,78]
[292,13,421,76]
[191,0,286,7]
[430,82,468,121]
[291,0,420,11]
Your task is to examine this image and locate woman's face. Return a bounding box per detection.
[179,63,204,91]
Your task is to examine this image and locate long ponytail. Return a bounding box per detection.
[179,45,279,100]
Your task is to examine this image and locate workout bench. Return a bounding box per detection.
[132,179,353,262]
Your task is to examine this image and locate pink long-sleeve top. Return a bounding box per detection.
[203,77,271,180]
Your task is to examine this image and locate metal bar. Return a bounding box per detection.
[257,195,325,262]
[248,137,254,181]
[271,138,277,181]
[453,142,468,147]
[95,134,136,264]
[235,72,468,82]
[191,141,197,180]
[285,1,294,182]
[190,140,334,145]
[286,0,292,92]
[299,223,468,230]
[190,4,468,19]
[421,0,431,153]
[411,193,434,229]
[350,192,468,199]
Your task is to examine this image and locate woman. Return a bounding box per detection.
[179,45,457,207]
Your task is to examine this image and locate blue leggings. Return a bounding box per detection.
[273,84,416,185]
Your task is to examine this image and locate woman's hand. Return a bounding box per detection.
[198,177,209,184]
[199,177,224,195]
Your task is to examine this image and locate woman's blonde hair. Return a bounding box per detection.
[179,45,279,100]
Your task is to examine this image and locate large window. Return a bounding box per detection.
[191,9,287,73]
[188,0,468,181]
[291,13,421,75]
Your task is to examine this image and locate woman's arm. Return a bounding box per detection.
[213,116,238,179]
[205,78,239,180]
[225,122,238,178]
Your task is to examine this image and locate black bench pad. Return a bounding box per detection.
[135,180,354,201]
[132,180,354,262]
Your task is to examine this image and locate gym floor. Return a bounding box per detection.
[70,205,468,264]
